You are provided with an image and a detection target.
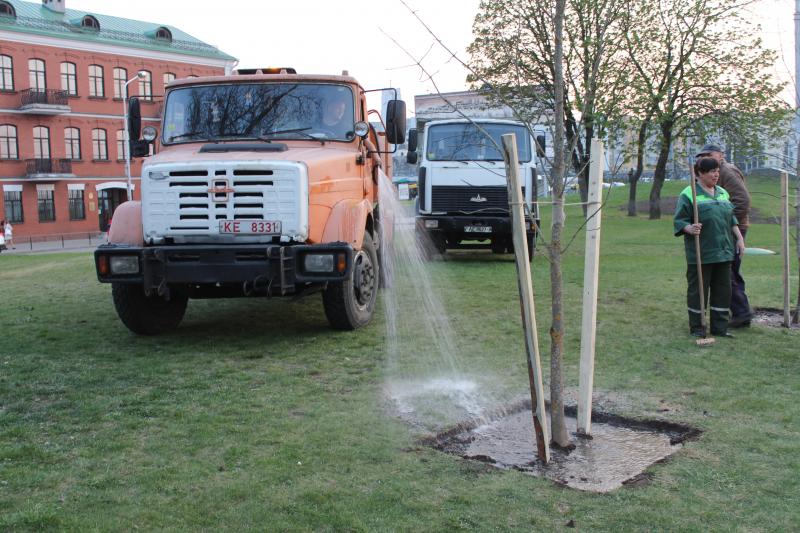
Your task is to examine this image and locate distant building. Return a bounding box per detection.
[0,0,236,238]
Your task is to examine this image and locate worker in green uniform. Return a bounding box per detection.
[673,157,745,338]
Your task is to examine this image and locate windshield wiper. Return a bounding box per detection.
[259,127,325,145]
[168,131,206,142]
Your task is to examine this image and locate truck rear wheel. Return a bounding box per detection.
[112,283,188,335]
[506,235,535,261]
[323,233,378,330]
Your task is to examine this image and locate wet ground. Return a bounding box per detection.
[752,307,800,329]
[426,404,700,492]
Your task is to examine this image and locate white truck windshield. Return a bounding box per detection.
[162,83,355,143]
[426,123,532,162]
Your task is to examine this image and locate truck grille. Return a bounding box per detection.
[431,186,511,213]
[142,162,307,243]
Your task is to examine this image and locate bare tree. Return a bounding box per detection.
[622,0,786,219]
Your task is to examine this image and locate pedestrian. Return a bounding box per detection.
[674,157,745,338]
[3,219,12,249]
[695,143,752,327]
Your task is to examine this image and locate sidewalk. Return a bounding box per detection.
[1,233,105,255]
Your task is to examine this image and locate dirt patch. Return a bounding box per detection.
[752,307,800,329]
[423,402,701,493]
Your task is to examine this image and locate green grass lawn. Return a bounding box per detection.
[1,179,797,531]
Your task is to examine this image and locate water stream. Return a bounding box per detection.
[377,173,517,432]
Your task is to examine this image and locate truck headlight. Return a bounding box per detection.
[109,255,140,275]
[424,219,439,228]
[304,254,335,273]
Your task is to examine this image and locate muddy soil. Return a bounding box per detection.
[425,403,700,493]
[752,307,800,329]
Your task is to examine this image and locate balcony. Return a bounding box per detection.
[25,158,75,178]
[18,89,71,115]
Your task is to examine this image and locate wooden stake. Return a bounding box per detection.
[502,133,550,464]
[577,138,604,436]
[781,172,791,328]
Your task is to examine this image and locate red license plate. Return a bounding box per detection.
[219,220,282,234]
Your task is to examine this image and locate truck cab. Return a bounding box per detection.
[95,69,405,334]
[409,119,541,259]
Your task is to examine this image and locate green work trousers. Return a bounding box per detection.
[686,261,732,335]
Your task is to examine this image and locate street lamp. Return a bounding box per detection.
[123,71,145,201]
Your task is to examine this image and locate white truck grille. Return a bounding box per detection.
[142,161,308,244]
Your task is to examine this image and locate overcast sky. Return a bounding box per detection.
[65,0,481,115]
[65,0,798,110]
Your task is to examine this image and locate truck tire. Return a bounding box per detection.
[506,235,535,261]
[112,283,188,335]
[491,238,506,254]
[323,232,378,330]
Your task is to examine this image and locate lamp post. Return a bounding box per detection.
[123,72,145,201]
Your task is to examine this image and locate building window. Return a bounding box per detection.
[60,61,77,96]
[37,188,55,222]
[88,64,104,97]
[4,190,23,223]
[155,27,172,42]
[113,67,127,99]
[116,129,128,160]
[68,189,85,220]
[138,70,152,101]
[0,55,13,91]
[81,15,99,30]
[92,128,108,160]
[65,127,81,160]
[163,72,175,88]
[28,58,46,92]
[33,126,50,159]
[0,1,16,17]
[0,124,17,159]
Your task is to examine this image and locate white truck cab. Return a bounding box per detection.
[407,118,542,259]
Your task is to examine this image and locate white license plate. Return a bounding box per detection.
[219,220,282,234]
[465,225,492,233]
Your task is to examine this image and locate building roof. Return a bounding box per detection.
[0,0,236,61]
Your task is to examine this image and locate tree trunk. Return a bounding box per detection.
[648,120,673,220]
[627,120,649,217]
[549,0,571,448]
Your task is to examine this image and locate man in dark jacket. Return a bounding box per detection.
[695,144,752,327]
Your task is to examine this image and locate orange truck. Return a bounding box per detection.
[94,68,405,334]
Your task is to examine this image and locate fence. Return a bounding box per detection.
[9,231,106,253]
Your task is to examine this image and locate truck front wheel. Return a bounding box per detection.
[112,283,188,335]
[323,233,379,330]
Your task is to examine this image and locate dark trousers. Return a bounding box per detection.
[730,229,752,322]
[687,262,732,334]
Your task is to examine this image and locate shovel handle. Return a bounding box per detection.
[689,165,706,333]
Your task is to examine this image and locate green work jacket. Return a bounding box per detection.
[673,184,738,264]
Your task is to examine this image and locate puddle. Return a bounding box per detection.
[752,307,800,329]
[426,404,700,492]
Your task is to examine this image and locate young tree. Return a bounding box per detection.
[468,0,629,447]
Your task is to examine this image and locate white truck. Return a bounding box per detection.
[407,119,542,259]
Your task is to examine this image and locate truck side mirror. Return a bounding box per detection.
[128,97,155,157]
[535,134,546,158]
[406,129,418,164]
[407,128,417,152]
[385,100,406,145]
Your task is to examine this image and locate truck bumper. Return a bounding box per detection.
[94,243,353,296]
[416,215,537,239]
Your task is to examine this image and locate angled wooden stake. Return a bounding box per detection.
[502,133,550,464]
[577,138,604,436]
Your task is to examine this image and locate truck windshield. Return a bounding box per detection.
[162,83,356,144]
[426,123,532,162]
